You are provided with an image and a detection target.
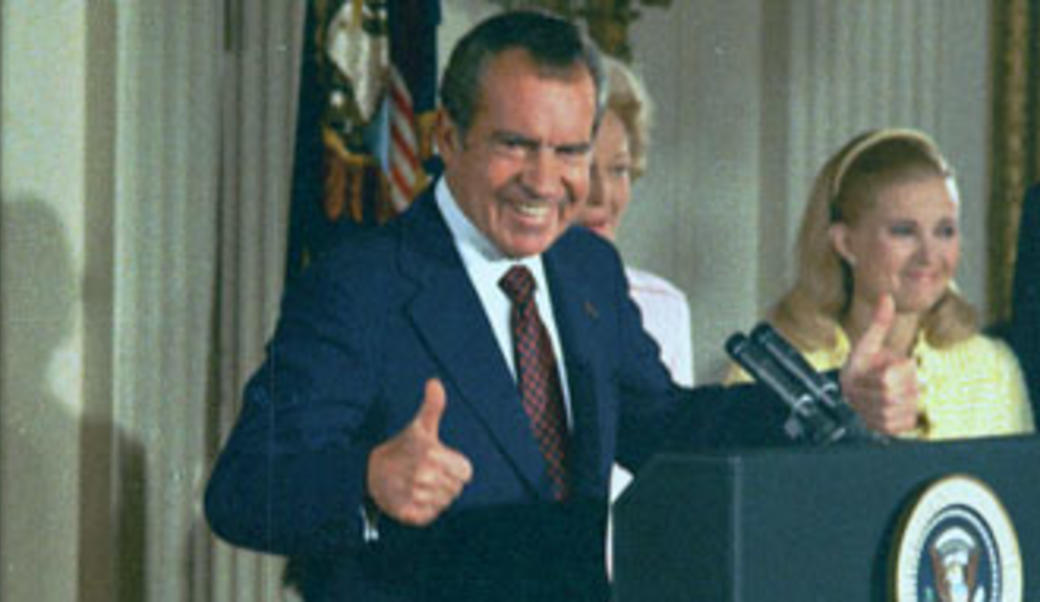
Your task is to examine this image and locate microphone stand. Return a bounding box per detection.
[726,324,887,446]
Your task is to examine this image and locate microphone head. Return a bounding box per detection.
[725,326,886,446]
[724,332,750,358]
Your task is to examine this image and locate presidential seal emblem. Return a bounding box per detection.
[892,474,1022,602]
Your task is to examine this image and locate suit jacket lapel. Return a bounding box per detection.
[544,240,609,497]
[399,192,549,496]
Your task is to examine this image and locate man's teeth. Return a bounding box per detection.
[514,202,551,217]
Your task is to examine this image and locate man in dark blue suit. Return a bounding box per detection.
[1011,184,1040,415]
[205,10,905,601]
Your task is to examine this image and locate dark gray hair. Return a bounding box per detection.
[440,10,606,136]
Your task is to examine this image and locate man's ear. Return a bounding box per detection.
[434,109,462,165]
[828,223,856,267]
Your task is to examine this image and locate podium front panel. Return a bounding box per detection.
[614,435,1040,601]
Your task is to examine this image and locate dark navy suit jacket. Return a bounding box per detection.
[204,188,789,601]
[1011,184,1040,414]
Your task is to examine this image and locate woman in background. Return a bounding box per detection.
[727,128,1033,440]
[577,56,694,387]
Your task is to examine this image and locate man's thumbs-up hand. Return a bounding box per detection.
[840,295,921,435]
[367,378,474,526]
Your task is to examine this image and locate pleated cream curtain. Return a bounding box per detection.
[109,2,304,600]
[206,1,306,600]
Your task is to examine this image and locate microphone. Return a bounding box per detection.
[747,323,887,444]
[725,332,848,445]
[726,324,886,445]
[748,324,842,410]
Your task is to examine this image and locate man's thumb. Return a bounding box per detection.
[415,378,447,437]
[852,293,895,365]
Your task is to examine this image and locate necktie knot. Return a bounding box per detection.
[499,265,536,305]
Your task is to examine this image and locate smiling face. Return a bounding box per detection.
[830,175,960,316]
[437,48,597,258]
[578,110,632,241]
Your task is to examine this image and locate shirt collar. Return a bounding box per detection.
[435,177,545,278]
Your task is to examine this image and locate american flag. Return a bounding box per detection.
[286,0,440,282]
[384,0,440,212]
[386,65,423,212]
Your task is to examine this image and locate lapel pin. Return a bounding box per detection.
[583,301,599,319]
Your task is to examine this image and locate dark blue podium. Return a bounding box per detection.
[613,435,1040,601]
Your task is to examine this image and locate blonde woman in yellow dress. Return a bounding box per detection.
[727,129,1034,440]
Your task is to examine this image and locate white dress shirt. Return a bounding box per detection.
[435,178,573,426]
[625,267,694,387]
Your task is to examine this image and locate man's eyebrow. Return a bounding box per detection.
[491,131,539,146]
[490,131,591,152]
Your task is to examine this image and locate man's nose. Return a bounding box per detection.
[520,148,565,199]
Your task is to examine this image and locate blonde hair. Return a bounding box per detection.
[601,56,653,179]
[771,128,977,350]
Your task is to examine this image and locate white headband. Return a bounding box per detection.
[830,128,959,209]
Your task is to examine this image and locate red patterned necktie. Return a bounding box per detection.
[499,265,570,500]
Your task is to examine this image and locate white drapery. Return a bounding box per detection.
[111,2,303,600]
